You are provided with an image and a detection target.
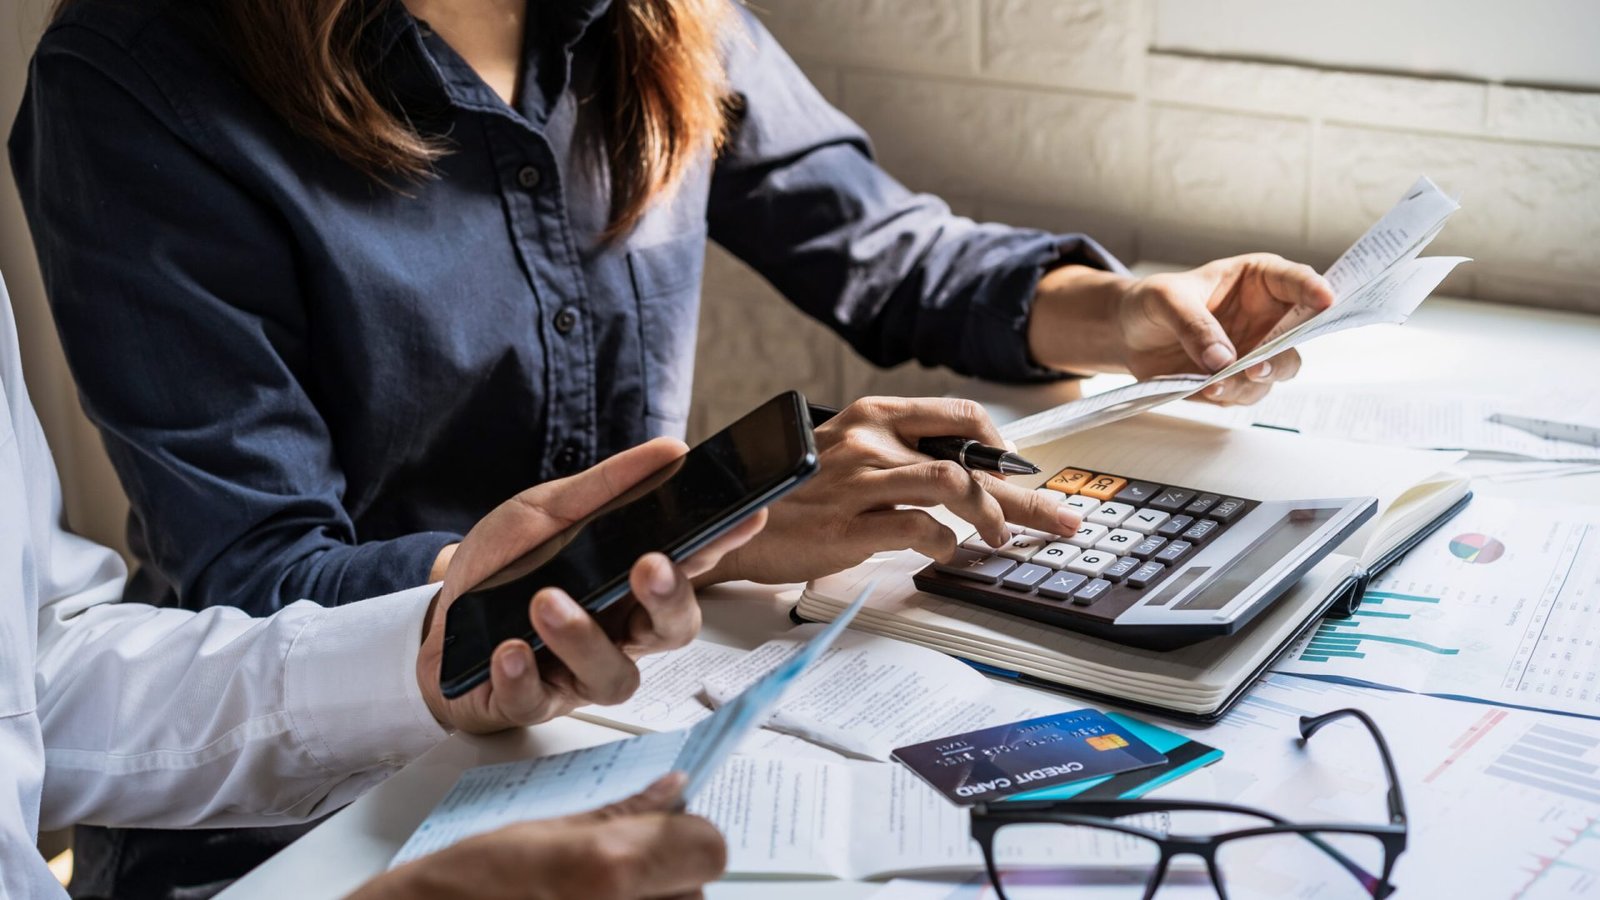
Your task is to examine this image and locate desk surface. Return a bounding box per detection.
[222,293,1600,899]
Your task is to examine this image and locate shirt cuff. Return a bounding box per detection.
[971,231,1130,382]
[283,583,449,778]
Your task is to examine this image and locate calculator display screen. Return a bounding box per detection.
[1173,507,1339,611]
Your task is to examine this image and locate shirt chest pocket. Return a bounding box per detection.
[0,422,36,719]
[627,228,708,436]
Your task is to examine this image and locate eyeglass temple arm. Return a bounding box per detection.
[1300,708,1408,826]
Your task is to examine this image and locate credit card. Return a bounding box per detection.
[1002,712,1223,802]
[891,709,1166,806]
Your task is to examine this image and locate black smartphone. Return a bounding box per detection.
[438,391,819,698]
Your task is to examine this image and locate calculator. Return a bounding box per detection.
[912,466,1378,650]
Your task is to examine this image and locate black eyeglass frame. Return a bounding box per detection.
[970,708,1408,900]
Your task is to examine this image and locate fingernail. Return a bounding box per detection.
[536,591,574,628]
[1201,343,1233,372]
[648,557,677,597]
[1207,383,1227,399]
[1251,361,1273,381]
[500,648,527,679]
[1056,506,1081,532]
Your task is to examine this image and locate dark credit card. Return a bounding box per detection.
[891,709,1166,806]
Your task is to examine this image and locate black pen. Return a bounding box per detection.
[808,404,1041,476]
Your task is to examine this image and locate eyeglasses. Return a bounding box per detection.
[970,708,1407,899]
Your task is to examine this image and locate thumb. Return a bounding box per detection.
[1153,291,1236,374]
[580,772,689,823]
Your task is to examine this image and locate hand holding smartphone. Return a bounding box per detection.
[438,392,819,698]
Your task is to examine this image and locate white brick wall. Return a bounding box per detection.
[687,1,1600,436]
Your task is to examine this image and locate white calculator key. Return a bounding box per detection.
[1063,494,1101,516]
[1022,528,1060,539]
[1066,549,1116,577]
[1030,542,1081,569]
[1036,488,1069,503]
[960,531,1001,554]
[1122,509,1170,535]
[1064,522,1108,548]
[998,533,1047,561]
[1095,528,1144,554]
[1085,502,1135,527]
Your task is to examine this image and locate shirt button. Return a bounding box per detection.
[555,444,581,473]
[554,307,579,335]
[516,165,542,189]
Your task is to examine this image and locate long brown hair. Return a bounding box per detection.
[52,0,733,240]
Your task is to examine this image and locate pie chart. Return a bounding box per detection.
[1449,533,1505,564]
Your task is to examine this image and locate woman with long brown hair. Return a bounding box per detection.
[10,0,1329,894]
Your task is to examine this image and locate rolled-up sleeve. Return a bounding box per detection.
[707,9,1127,383]
[8,25,459,615]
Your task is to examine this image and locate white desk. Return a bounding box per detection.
[221,293,1600,899]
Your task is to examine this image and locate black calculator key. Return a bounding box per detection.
[1154,540,1193,563]
[1002,562,1053,591]
[1185,493,1221,515]
[1126,561,1166,588]
[1149,488,1195,512]
[1037,570,1089,600]
[1102,556,1141,582]
[1112,481,1162,505]
[1210,498,1248,522]
[935,550,1017,583]
[1071,578,1113,605]
[1131,535,1167,559]
[1182,519,1220,542]
[1157,515,1194,537]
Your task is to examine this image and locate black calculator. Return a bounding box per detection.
[912,466,1377,650]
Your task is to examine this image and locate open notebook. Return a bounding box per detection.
[798,413,1469,722]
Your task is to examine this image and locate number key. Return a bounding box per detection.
[1094,528,1143,554]
[1122,508,1170,535]
[1066,549,1117,577]
[1032,541,1081,569]
[998,533,1047,561]
[1086,501,1135,527]
[1065,522,1109,548]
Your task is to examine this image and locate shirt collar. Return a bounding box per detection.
[365,0,613,126]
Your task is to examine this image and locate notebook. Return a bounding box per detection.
[796,412,1470,722]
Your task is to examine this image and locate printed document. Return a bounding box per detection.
[1275,497,1600,719]
[1002,176,1466,448]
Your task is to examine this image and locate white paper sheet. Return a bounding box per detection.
[701,629,1065,761]
[1166,387,1600,462]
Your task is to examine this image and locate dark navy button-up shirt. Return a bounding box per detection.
[10,0,1123,618]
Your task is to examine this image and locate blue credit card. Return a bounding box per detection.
[1001,712,1224,802]
[890,709,1167,806]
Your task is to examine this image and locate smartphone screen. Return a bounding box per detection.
[439,391,818,697]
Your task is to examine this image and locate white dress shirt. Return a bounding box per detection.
[0,275,449,898]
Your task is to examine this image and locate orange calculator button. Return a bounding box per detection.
[1046,468,1094,495]
[1079,474,1128,501]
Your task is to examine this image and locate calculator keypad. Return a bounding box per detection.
[917,466,1260,631]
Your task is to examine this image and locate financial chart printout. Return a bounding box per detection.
[1277,497,1600,718]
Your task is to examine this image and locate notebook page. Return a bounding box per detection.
[801,550,1356,712]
